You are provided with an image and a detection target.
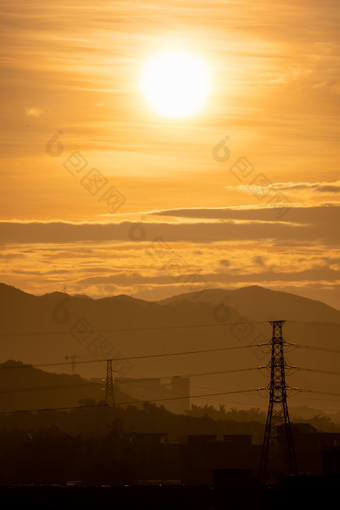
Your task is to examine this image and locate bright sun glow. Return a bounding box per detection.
[140,50,212,118]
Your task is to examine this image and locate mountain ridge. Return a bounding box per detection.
[1,282,339,414]
[2,282,340,320]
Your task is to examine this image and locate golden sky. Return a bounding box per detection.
[1,0,340,307]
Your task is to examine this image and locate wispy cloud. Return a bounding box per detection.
[0,204,339,307]
[25,107,43,118]
[224,181,340,196]
[1,204,340,245]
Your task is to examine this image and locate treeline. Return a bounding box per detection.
[189,404,266,422]
[0,399,340,444]
[189,404,340,432]
[0,401,338,442]
[0,402,265,443]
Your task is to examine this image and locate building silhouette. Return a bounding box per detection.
[115,376,190,414]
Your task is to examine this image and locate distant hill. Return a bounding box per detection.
[162,285,340,323]
[0,359,137,413]
[1,283,339,413]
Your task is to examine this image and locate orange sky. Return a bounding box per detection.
[1,0,340,308]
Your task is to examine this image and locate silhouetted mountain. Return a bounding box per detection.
[1,283,339,413]
[162,285,340,323]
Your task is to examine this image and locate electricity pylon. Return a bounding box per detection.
[65,355,77,375]
[259,320,298,484]
[105,359,115,406]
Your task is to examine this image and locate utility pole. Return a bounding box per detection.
[105,359,115,406]
[259,320,298,484]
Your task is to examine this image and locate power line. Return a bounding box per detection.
[0,320,276,338]
[290,393,340,403]
[113,364,266,402]
[296,367,340,376]
[0,367,262,395]
[278,365,340,377]
[6,319,340,340]
[118,366,264,380]
[289,343,340,354]
[182,366,265,378]
[0,382,102,394]
[108,369,264,404]
[298,389,340,398]
[1,358,338,398]
[1,341,337,373]
[0,388,261,416]
[0,344,266,370]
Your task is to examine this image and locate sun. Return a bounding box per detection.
[140,49,212,118]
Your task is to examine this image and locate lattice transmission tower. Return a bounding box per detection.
[259,320,298,484]
[105,359,115,406]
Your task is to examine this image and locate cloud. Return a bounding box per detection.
[1,205,340,246]
[276,181,340,193]
[253,255,266,266]
[150,204,340,224]
[25,107,43,118]
[1,225,339,308]
[224,181,340,195]
[219,259,231,267]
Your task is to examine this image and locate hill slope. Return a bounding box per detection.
[1,283,339,413]
[162,285,340,323]
[0,359,138,412]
